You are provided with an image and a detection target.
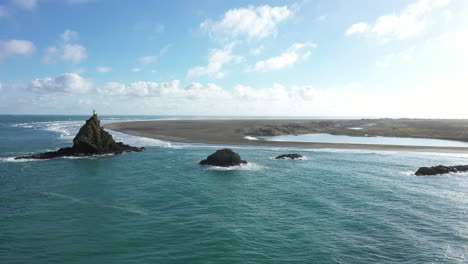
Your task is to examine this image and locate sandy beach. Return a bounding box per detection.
[105,119,468,153]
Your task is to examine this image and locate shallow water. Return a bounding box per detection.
[256,133,468,147]
[1,116,467,263]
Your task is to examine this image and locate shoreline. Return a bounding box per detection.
[104,119,468,154]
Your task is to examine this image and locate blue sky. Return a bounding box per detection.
[0,0,467,117]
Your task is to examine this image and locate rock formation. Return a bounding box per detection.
[15,113,144,160]
[199,149,247,167]
[275,154,303,160]
[415,165,468,176]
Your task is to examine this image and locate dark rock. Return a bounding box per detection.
[415,165,468,176]
[15,113,144,160]
[275,154,303,160]
[199,149,247,167]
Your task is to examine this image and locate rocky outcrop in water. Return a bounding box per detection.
[15,113,144,160]
[275,154,303,160]
[199,149,247,167]
[415,165,468,176]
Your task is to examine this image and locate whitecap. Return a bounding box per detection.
[269,155,310,160]
[400,171,416,176]
[105,129,171,148]
[0,156,43,162]
[13,120,83,141]
[204,162,266,171]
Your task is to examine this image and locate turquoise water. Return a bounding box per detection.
[1,116,467,263]
[256,133,468,147]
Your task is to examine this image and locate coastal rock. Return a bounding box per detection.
[275,154,303,160]
[199,149,247,167]
[15,113,144,160]
[415,165,468,176]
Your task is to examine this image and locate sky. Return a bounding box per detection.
[0,0,467,117]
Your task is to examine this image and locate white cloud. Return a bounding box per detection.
[136,45,170,68]
[250,46,263,56]
[61,29,79,42]
[98,80,230,99]
[132,68,141,72]
[42,46,59,64]
[0,83,3,92]
[345,22,370,36]
[187,42,243,79]
[159,44,171,56]
[61,44,87,63]
[248,42,316,72]
[12,0,37,9]
[201,5,292,40]
[0,39,35,62]
[442,31,468,57]
[96,66,112,73]
[346,0,451,40]
[97,82,127,96]
[317,15,327,21]
[42,30,88,64]
[344,83,362,89]
[139,55,157,65]
[28,73,92,94]
[376,60,391,69]
[235,83,289,101]
[16,72,468,117]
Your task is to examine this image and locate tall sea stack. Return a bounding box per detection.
[15,112,144,160]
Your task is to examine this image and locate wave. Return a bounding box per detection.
[269,155,310,160]
[0,152,130,163]
[13,120,82,140]
[106,129,171,148]
[203,162,266,171]
[0,157,43,163]
[400,170,468,177]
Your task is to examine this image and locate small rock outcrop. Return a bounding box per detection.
[275,154,303,160]
[199,149,247,167]
[415,165,468,176]
[15,113,144,160]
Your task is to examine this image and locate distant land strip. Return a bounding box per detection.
[104,119,468,153]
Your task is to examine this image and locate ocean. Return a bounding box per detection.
[0,115,467,263]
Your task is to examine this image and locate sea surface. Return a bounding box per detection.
[0,115,467,264]
[256,133,468,147]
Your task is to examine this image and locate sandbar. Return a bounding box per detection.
[105,119,468,153]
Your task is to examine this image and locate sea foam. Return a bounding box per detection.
[204,162,266,171]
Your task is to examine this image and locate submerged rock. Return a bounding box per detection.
[199,149,247,167]
[275,154,303,160]
[415,165,468,176]
[15,113,144,160]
